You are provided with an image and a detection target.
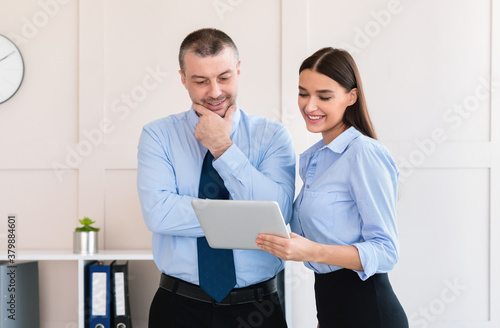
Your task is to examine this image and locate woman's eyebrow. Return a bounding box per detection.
[299,86,334,94]
[316,89,334,94]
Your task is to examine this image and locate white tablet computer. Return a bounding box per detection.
[191,199,290,250]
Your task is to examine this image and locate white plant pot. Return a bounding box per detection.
[73,231,98,254]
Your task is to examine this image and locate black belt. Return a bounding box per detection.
[159,273,277,305]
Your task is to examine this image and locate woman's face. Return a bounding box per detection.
[298,69,357,145]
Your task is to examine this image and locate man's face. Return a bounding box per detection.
[180,46,240,117]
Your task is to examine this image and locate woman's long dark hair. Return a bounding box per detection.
[299,47,377,139]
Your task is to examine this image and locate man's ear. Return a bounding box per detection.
[348,88,358,106]
[237,61,241,77]
[179,70,187,89]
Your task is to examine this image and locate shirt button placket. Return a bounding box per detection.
[306,155,318,190]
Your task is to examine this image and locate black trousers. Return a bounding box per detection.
[315,269,408,328]
[149,287,287,328]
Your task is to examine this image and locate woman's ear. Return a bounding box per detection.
[348,88,358,106]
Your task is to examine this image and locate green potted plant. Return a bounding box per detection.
[73,217,100,254]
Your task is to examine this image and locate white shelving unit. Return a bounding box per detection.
[0,249,153,328]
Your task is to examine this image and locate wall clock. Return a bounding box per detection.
[0,34,25,104]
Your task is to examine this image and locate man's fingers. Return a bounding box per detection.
[192,103,211,116]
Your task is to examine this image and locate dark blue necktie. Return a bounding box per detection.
[197,151,236,302]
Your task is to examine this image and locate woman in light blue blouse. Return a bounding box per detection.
[257,48,408,327]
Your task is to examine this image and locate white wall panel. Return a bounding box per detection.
[0,170,77,249]
[104,169,151,249]
[103,0,185,146]
[306,0,491,143]
[394,169,490,324]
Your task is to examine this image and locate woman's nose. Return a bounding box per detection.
[304,98,318,113]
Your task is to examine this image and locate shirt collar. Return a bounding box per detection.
[325,126,362,153]
[186,102,242,135]
[301,126,362,157]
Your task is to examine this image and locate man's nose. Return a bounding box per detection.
[208,82,222,98]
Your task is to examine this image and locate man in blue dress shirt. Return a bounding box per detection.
[137,28,295,327]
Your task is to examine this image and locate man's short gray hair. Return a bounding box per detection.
[179,28,239,74]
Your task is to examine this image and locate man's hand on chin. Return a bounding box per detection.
[193,103,236,159]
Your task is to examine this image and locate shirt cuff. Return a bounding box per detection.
[212,144,247,191]
[213,142,246,169]
[353,242,377,281]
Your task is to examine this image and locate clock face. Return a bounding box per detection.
[0,34,24,104]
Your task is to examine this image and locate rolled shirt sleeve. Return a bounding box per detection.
[350,143,400,280]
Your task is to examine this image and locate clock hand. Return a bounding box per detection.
[0,51,15,63]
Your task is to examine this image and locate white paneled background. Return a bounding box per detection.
[0,0,498,327]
